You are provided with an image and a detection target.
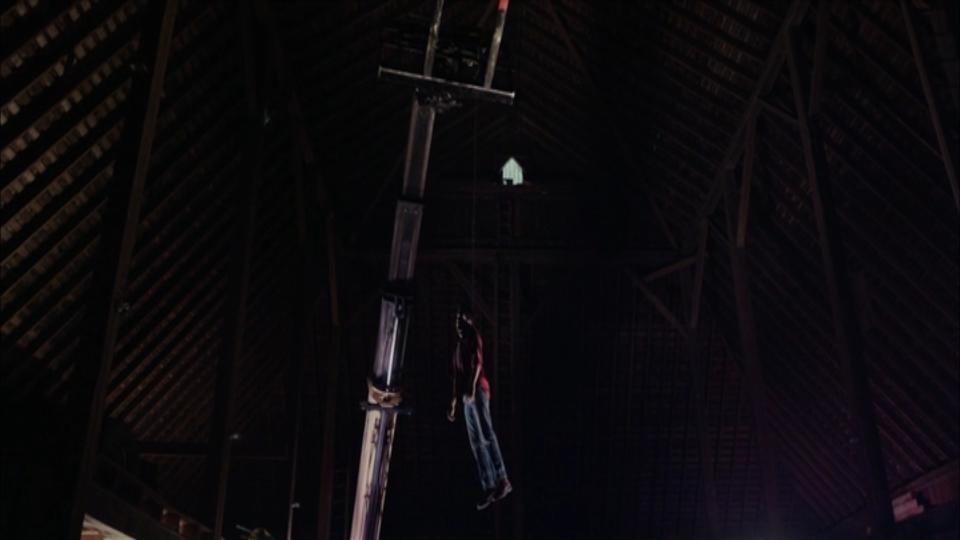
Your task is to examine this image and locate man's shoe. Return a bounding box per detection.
[476,491,496,511]
[494,479,513,501]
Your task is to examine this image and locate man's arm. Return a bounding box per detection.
[451,342,460,400]
[448,343,459,422]
[470,362,481,400]
[469,336,482,399]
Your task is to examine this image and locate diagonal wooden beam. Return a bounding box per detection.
[900,0,960,211]
[926,1,959,111]
[761,98,800,126]
[641,255,698,283]
[694,0,811,221]
[785,26,895,539]
[670,5,832,525]
[808,0,831,116]
[626,269,688,337]
[207,4,264,538]
[65,1,178,537]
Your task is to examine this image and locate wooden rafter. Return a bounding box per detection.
[785,25,895,539]
[627,268,688,337]
[355,247,679,267]
[252,3,331,537]
[65,1,179,537]
[207,3,264,538]
[642,255,699,283]
[284,142,312,540]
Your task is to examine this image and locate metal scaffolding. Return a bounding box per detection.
[348,2,514,539]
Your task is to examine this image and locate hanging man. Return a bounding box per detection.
[447,309,512,510]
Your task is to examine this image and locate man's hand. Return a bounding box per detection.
[446,398,457,422]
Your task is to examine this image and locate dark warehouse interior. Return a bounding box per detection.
[1,0,959,539]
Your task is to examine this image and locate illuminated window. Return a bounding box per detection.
[501,156,524,186]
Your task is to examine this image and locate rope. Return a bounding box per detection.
[470,104,479,305]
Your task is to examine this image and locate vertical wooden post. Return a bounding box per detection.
[313,124,343,540]
[284,317,307,540]
[207,4,263,538]
[285,139,317,540]
[316,210,343,540]
[684,219,721,538]
[724,114,782,537]
[249,2,342,532]
[508,263,524,540]
[735,118,756,248]
[66,2,178,537]
[493,258,504,540]
[785,26,894,538]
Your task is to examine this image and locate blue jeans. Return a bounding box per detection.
[463,389,508,491]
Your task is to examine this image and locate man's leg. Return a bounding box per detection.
[463,396,495,492]
[478,389,509,485]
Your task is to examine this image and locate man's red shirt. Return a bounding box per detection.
[452,325,491,396]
